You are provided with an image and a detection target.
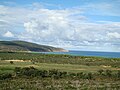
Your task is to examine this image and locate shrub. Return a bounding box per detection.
[77,72,84,78]
[14,67,21,74]
[10,61,14,64]
[59,71,67,77]
[22,67,40,77]
[39,70,48,77]
[49,69,58,76]
[85,72,93,79]
[117,70,120,78]
[69,73,76,78]
[105,70,112,77]
[0,73,12,80]
[98,69,104,75]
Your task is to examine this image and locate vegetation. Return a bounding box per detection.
[0,66,120,90]
[10,61,14,64]
[0,40,67,52]
[0,52,120,67]
[0,52,120,89]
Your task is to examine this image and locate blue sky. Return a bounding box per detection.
[0,0,120,52]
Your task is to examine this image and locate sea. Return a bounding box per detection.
[39,50,120,58]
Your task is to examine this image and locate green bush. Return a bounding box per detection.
[98,69,104,75]
[12,67,120,80]
[86,72,93,79]
[77,72,84,78]
[116,70,120,78]
[105,70,112,77]
[14,67,21,74]
[0,73,12,80]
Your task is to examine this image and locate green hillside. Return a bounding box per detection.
[0,40,68,52]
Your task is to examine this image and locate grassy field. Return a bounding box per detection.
[0,52,120,90]
[0,60,119,73]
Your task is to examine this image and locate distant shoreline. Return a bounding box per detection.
[34,50,120,58]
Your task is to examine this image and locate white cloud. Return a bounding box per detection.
[3,31,14,37]
[107,32,120,39]
[0,4,120,52]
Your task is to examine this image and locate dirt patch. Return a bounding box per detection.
[101,65,111,68]
[72,68,86,70]
[4,60,31,62]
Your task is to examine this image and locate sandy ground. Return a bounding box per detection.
[4,60,31,62]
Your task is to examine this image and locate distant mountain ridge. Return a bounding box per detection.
[0,40,68,52]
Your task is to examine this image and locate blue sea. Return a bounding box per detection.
[40,50,120,58]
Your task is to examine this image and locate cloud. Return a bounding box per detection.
[0,3,120,52]
[3,31,14,37]
[107,32,120,39]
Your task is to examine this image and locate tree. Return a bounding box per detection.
[10,61,14,64]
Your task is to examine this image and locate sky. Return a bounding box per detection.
[0,0,120,52]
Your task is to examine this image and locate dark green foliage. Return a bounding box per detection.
[14,67,68,79]
[59,71,67,78]
[0,73,12,80]
[86,72,93,79]
[38,70,48,77]
[19,67,38,77]
[69,73,77,78]
[77,72,84,78]
[13,67,120,80]
[98,69,104,75]
[117,70,120,78]
[49,69,58,76]
[14,67,21,74]
[105,69,112,77]
[49,69,68,79]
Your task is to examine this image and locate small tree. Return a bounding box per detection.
[10,61,14,64]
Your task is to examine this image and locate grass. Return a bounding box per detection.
[0,52,120,90]
[0,60,119,73]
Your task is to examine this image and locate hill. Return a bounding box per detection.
[0,40,68,52]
